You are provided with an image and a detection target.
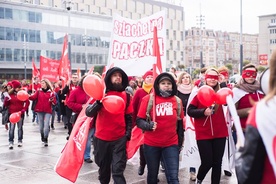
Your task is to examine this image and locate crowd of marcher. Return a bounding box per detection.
[1,50,276,184]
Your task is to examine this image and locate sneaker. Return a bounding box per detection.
[190,172,197,181]
[44,142,48,147]
[84,158,93,163]
[9,143,13,150]
[18,142,23,147]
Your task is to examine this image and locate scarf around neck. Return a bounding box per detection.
[142,83,153,94]
[177,84,192,94]
[236,79,261,93]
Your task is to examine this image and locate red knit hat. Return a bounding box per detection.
[7,82,13,87]
[11,80,21,89]
[142,70,153,80]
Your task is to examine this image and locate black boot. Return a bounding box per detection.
[41,133,45,142]
[44,138,48,147]
[196,179,202,184]
[138,165,145,175]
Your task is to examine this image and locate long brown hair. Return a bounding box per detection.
[264,49,276,103]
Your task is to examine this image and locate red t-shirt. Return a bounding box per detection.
[190,95,228,140]
[137,95,184,147]
[95,91,133,141]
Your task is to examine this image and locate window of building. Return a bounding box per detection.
[0,48,4,61]
[170,40,173,49]
[177,41,180,50]
[0,7,4,19]
[14,49,21,62]
[28,11,36,22]
[173,30,176,40]
[5,8,13,19]
[6,48,12,61]
[6,27,14,40]
[174,51,176,60]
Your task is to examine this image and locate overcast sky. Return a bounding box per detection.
[180,0,276,34]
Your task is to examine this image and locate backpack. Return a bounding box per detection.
[146,93,182,122]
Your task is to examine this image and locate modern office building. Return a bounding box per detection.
[0,0,185,81]
[259,13,276,64]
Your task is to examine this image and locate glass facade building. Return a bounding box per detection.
[0,2,112,80]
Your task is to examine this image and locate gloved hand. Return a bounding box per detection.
[85,100,103,117]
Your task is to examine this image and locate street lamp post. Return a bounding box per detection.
[85,28,88,73]
[197,4,205,68]
[240,0,243,75]
[66,1,72,71]
[23,34,27,79]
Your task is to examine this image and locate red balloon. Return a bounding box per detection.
[9,112,21,124]
[197,85,216,106]
[83,75,104,100]
[216,88,233,105]
[17,90,29,101]
[102,95,125,114]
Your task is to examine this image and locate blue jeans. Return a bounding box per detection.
[9,116,24,143]
[144,144,179,184]
[37,112,51,139]
[84,128,95,159]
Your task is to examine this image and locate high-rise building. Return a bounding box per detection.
[0,0,185,81]
[259,13,276,65]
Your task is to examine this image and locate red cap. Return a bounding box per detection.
[142,70,153,80]
[7,82,13,87]
[11,80,21,89]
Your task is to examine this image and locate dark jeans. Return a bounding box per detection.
[144,144,179,184]
[93,136,127,184]
[196,137,226,184]
[9,115,24,143]
[139,145,146,167]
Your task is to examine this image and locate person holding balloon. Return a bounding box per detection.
[187,68,229,184]
[29,79,56,147]
[4,80,30,150]
[85,67,133,184]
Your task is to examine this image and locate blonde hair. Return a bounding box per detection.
[177,72,192,85]
[217,66,229,73]
[41,78,53,91]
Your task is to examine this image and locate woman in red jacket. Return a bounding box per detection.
[187,68,228,184]
[4,80,30,149]
[66,74,94,163]
[132,70,153,175]
[29,78,56,147]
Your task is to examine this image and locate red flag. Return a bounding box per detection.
[126,126,144,159]
[58,34,71,87]
[88,66,94,74]
[77,68,81,78]
[55,98,95,183]
[32,59,40,79]
[153,26,162,74]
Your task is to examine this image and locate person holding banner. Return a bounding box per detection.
[136,73,184,184]
[85,67,133,184]
[132,70,153,176]
[187,68,228,184]
[235,50,276,184]
[232,64,265,134]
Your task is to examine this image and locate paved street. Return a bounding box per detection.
[0,113,238,184]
